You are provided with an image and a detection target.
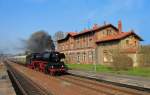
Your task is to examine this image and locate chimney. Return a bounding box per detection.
[93,24,98,29]
[118,20,122,33]
[83,28,88,32]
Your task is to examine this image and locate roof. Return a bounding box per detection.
[68,32,77,36]
[58,24,118,42]
[96,32,143,43]
[57,32,77,42]
[74,24,118,37]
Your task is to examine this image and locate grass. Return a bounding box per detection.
[66,64,150,77]
[121,67,150,77]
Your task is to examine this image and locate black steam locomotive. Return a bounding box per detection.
[26,51,67,75]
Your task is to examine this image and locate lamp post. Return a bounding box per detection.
[93,51,96,72]
[91,32,96,72]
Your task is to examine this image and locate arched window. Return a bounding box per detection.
[103,50,113,63]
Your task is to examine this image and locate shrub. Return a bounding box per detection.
[110,54,133,70]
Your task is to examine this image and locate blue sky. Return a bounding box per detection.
[0,0,150,54]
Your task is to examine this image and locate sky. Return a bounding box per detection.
[0,0,150,54]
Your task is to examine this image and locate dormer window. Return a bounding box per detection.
[103,31,105,35]
[107,29,111,35]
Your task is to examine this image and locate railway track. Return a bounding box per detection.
[6,61,52,95]
[59,75,150,95]
[5,60,150,95]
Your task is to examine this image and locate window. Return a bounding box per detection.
[134,41,137,46]
[77,56,80,63]
[107,31,109,35]
[83,52,86,61]
[103,50,113,62]
[91,51,95,62]
[103,31,105,35]
[71,44,73,49]
[107,30,111,35]
[43,53,50,59]
[88,51,92,62]
[76,39,80,48]
[83,36,86,42]
[126,40,129,45]
[76,53,80,64]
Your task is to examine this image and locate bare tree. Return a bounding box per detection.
[53,31,65,49]
[26,30,55,53]
[54,31,65,41]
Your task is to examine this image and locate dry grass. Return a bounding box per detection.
[111,54,133,70]
[109,49,133,70]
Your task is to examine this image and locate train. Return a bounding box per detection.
[12,51,68,75]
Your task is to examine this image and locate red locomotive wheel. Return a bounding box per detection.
[50,71,54,76]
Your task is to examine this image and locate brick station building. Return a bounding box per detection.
[57,21,143,66]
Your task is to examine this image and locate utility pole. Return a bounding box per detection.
[93,51,96,72]
[91,28,96,72]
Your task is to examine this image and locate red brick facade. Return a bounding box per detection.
[57,21,142,64]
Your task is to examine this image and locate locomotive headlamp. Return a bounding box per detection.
[51,66,54,68]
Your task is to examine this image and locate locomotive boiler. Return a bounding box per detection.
[26,51,67,75]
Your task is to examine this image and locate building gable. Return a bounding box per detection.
[57,24,118,43]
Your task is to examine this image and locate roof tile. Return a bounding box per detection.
[96,32,143,43]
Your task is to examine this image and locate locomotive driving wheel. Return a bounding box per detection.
[50,70,54,76]
[45,67,49,74]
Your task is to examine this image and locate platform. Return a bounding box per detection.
[0,62,16,95]
[68,69,150,90]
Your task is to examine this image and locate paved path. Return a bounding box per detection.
[68,70,150,90]
[0,62,16,95]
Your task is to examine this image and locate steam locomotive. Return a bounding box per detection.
[13,51,67,75]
